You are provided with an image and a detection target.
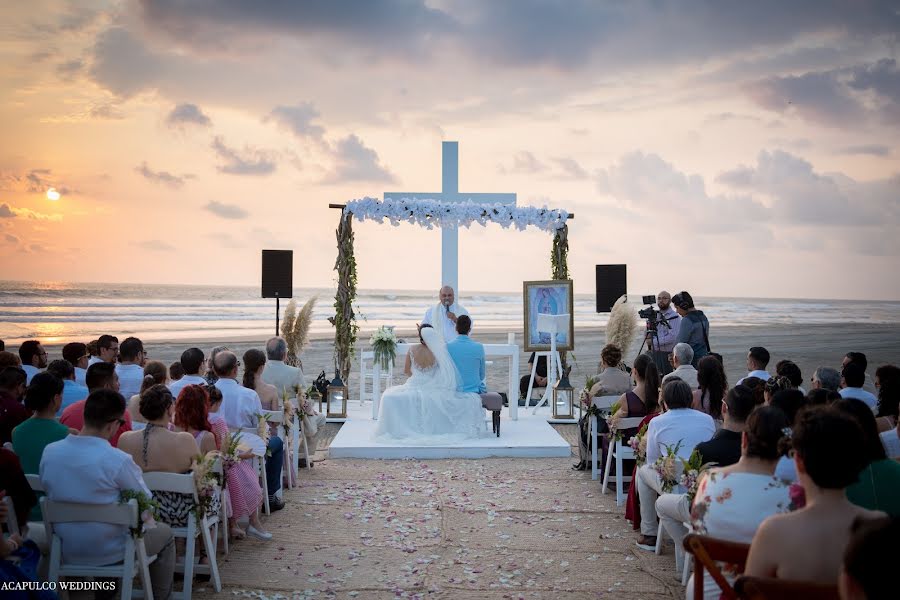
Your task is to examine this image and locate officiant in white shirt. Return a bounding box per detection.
[422,286,470,342]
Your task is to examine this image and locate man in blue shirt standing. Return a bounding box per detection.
[447,316,503,435]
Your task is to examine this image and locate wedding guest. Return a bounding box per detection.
[0,448,37,540]
[195,384,269,540]
[775,359,804,392]
[13,371,69,520]
[60,362,133,447]
[18,340,47,384]
[204,345,230,385]
[243,349,280,428]
[656,384,760,571]
[811,366,841,392]
[873,364,899,432]
[879,421,900,459]
[672,291,710,366]
[763,375,793,404]
[261,336,305,397]
[772,388,808,482]
[0,367,29,445]
[661,343,698,389]
[213,351,285,511]
[169,348,207,398]
[840,363,878,413]
[692,355,728,420]
[572,344,632,471]
[842,351,877,395]
[737,346,772,385]
[807,388,841,406]
[88,334,118,366]
[46,359,88,415]
[519,353,547,404]
[834,398,900,517]
[650,291,680,376]
[635,380,715,550]
[840,516,897,600]
[0,351,20,369]
[86,339,99,362]
[118,384,202,529]
[745,407,884,586]
[116,337,147,400]
[40,389,176,600]
[127,361,167,426]
[62,342,89,386]
[742,376,767,406]
[169,361,184,382]
[421,285,469,343]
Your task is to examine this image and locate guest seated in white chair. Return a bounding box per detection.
[118,385,201,528]
[126,361,168,427]
[635,380,714,551]
[661,343,699,390]
[40,389,176,600]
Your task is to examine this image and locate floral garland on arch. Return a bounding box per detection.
[343,197,570,232]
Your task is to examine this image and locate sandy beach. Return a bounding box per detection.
[41,323,900,395]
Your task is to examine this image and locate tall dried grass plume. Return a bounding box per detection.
[280,297,317,367]
[606,295,637,366]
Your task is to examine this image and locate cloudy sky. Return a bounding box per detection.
[2,1,899,300]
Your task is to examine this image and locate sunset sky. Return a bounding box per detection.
[2,1,899,300]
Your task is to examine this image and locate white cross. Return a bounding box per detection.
[384,141,516,297]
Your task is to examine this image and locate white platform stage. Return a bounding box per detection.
[328,406,572,460]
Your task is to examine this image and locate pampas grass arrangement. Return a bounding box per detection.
[281,296,317,367]
[606,294,637,367]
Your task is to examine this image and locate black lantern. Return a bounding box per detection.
[326,371,348,419]
[553,365,575,420]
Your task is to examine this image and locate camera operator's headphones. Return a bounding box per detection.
[672,291,694,310]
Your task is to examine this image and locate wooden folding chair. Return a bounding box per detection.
[42,497,156,600]
[734,575,840,600]
[682,533,750,600]
[143,467,223,597]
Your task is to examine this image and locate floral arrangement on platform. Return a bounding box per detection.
[119,490,160,538]
[628,422,650,466]
[653,441,683,493]
[370,326,399,370]
[344,197,569,233]
[680,448,716,505]
[192,452,221,521]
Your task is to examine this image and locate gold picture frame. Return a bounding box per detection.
[523,279,575,352]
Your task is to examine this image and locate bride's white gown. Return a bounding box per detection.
[374,320,484,444]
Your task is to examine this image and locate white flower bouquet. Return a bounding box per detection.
[652,441,683,493]
[370,326,399,371]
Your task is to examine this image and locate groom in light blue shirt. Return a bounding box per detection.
[447,316,487,393]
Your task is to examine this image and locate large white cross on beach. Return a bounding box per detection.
[385,141,516,296]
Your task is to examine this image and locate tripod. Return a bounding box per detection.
[635,325,660,364]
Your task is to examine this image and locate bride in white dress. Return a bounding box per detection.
[374,310,485,444]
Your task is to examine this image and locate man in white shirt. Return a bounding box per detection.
[661,343,699,389]
[62,342,90,387]
[737,346,772,386]
[168,347,208,399]
[213,351,286,511]
[842,352,878,396]
[89,334,119,367]
[18,339,47,384]
[635,379,715,551]
[40,389,175,599]
[262,337,305,396]
[839,362,878,412]
[421,286,470,343]
[115,337,146,400]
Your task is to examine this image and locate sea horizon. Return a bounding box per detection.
[3,279,900,346]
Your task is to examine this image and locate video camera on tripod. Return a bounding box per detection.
[638,295,675,332]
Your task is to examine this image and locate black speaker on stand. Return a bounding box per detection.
[261,250,293,335]
[595,264,627,313]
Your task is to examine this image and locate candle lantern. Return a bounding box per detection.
[553,365,575,420]
[326,371,348,418]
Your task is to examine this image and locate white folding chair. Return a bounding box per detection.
[143,468,223,597]
[42,497,156,600]
[292,412,312,475]
[237,426,273,514]
[589,395,621,481]
[655,517,693,584]
[601,416,645,505]
[261,409,295,489]
[3,495,19,537]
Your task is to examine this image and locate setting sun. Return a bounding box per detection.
[46,187,60,201]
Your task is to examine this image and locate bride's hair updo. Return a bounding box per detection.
[418,323,433,345]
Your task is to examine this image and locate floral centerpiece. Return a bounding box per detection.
[679,448,716,505]
[192,451,222,521]
[370,326,399,371]
[604,401,623,439]
[221,431,243,475]
[282,390,296,436]
[119,490,160,538]
[652,441,683,493]
[628,422,650,466]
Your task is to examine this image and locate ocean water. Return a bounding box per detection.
[1,280,899,345]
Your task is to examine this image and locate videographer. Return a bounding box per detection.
[672,291,710,367]
[649,291,680,376]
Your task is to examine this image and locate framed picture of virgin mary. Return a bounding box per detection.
[523,279,575,352]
